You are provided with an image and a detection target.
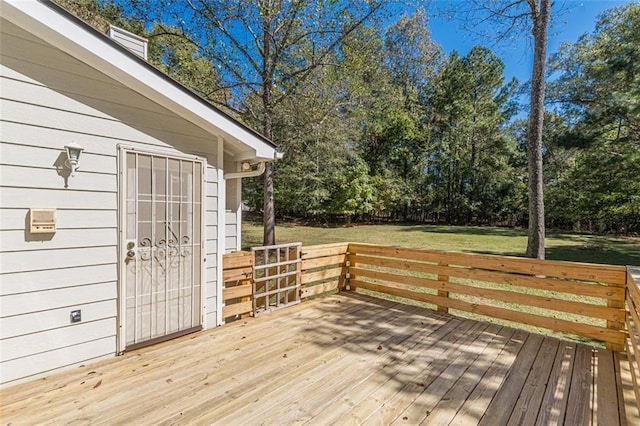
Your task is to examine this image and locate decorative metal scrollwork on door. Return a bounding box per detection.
[138,226,192,274]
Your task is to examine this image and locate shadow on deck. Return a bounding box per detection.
[1,292,638,425]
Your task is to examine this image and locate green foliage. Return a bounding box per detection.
[546,3,640,233]
[54,0,226,107]
[549,3,639,146]
[54,0,144,33]
[330,158,376,217]
[147,26,227,106]
[427,47,522,225]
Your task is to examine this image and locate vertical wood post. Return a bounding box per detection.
[606,274,627,352]
[346,246,355,292]
[292,246,302,302]
[240,274,252,319]
[437,263,449,313]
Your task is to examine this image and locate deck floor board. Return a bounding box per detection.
[0,292,636,425]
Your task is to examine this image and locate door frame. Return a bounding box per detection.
[117,145,206,354]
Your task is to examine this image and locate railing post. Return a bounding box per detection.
[437,263,449,313]
[293,245,303,302]
[606,271,627,352]
[346,245,355,292]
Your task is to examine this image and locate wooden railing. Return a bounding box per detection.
[222,250,253,320]
[222,242,639,412]
[301,243,348,299]
[348,243,628,350]
[222,243,348,322]
[627,267,640,410]
[223,242,634,354]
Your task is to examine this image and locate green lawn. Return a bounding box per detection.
[243,221,640,266]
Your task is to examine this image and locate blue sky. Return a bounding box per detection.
[425,0,633,84]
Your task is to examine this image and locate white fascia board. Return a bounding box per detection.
[2,0,279,160]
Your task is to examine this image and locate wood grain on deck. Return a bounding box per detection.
[1,292,636,425]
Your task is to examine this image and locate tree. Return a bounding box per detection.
[245,24,387,222]
[356,11,441,221]
[462,0,551,258]
[545,4,640,234]
[54,0,226,106]
[147,26,227,106]
[53,0,144,33]
[126,0,386,245]
[428,47,520,225]
[526,0,551,259]
[261,57,356,219]
[330,158,376,226]
[548,4,639,146]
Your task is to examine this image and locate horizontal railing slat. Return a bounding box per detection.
[350,243,628,349]
[626,314,640,408]
[223,266,252,282]
[349,254,624,301]
[222,251,254,320]
[223,284,252,301]
[302,267,343,285]
[302,243,349,260]
[351,266,623,323]
[299,244,348,300]
[301,281,340,298]
[223,243,633,356]
[223,251,253,269]
[222,301,253,318]
[301,254,346,270]
[627,315,640,370]
[352,278,625,346]
[348,243,627,285]
[629,273,640,310]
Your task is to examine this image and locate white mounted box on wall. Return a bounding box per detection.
[30,208,57,233]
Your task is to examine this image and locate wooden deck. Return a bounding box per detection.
[1,292,638,425]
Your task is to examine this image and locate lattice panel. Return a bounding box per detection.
[252,243,302,316]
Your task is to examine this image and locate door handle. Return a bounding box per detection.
[126,241,136,259]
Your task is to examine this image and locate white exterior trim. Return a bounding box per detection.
[2,0,279,161]
[216,136,225,326]
[236,180,243,250]
[117,146,126,354]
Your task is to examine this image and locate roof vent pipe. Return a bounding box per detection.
[106,25,148,60]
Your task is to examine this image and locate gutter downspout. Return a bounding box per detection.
[224,162,266,180]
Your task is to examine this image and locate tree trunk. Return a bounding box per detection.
[263,161,275,245]
[262,8,276,246]
[525,0,550,259]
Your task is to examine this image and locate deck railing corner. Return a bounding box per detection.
[625,265,640,412]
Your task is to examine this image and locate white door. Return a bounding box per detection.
[121,149,204,350]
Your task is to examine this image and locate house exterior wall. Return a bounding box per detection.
[0,20,222,387]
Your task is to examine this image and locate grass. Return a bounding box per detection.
[243,221,640,266]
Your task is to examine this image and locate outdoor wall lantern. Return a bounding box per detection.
[64,142,84,177]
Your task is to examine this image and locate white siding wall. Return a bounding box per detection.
[0,20,221,387]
